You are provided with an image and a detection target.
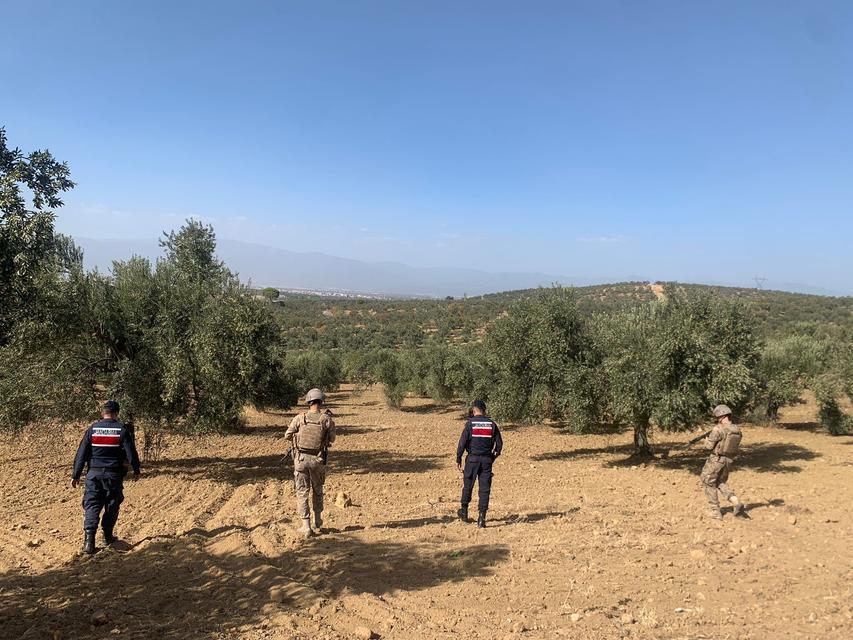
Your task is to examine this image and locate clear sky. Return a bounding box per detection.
[3,1,852,293]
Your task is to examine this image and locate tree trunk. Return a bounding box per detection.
[633,420,653,457]
[766,400,779,424]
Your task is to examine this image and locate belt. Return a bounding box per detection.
[89,466,123,472]
[297,448,322,456]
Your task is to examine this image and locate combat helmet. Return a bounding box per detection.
[713,404,732,419]
[305,388,325,405]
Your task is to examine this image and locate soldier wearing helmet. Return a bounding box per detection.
[700,405,747,520]
[284,388,336,537]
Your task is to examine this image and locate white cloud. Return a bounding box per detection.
[576,235,628,244]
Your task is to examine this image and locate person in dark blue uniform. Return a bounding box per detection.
[456,400,503,528]
[71,400,140,554]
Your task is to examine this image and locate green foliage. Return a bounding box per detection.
[261,287,279,301]
[484,288,598,428]
[753,335,826,422]
[592,294,761,452]
[0,217,298,432]
[373,350,407,409]
[285,351,343,397]
[0,127,76,344]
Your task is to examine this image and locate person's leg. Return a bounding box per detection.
[700,458,723,519]
[459,458,476,520]
[716,462,745,516]
[100,477,125,543]
[82,476,105,553]
[476,458,494,513]
[308,458,326,529]
[294,457,312,537]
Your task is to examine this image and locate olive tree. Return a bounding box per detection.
[592,293,760,455]
[484,287,600,429]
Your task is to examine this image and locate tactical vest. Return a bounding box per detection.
[714,424,742,458]
[296,412,328,453]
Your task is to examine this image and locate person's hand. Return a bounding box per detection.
[70,478,80,489]
[456,462,463,475]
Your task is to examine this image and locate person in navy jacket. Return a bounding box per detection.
[456,400,503,528]
[71,400,140,554]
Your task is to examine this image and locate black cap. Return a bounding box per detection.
[103,400,120,413]
[471,399,487,412]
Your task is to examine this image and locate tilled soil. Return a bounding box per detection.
[1,385,851,639]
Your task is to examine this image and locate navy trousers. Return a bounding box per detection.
[83,471,124,532]
[461,454,494,512]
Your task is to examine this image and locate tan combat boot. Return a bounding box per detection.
[709,508,723,520]
[298,519,313,538]
[729,496,747,518]
[312,511,323,531]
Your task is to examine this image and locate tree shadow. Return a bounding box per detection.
[146,449,443,484]
[333,426,390,436]
[604,443,821,474]
[777,421,821,432]
[532,443,636,461]
[0,534,509,639]
[366,509,572,531]
[400,402,459,415]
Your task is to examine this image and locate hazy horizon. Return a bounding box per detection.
[4,2,852,294]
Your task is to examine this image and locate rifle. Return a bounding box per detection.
[659,430,712,459]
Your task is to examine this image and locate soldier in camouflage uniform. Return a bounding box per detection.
[284,388,336,538]
[701,405,747,520]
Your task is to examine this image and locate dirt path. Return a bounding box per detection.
[1,386,851,639]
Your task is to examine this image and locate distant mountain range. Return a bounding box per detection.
[74,237,600,298]
[74,237,848,298]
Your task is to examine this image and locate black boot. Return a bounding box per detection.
[82,530,96,555]
[103,528,117,546]
[457,505,469,522]
[477,511,487,528]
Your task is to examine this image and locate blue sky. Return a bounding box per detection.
[3,1,852,293]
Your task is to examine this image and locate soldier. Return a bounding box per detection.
[284,388,336,538]
[701,405,747,520]
[71,400,140,554]
[456,400,503,528]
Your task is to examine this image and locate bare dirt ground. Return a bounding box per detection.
[1,385,851,640]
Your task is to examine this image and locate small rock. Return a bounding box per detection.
[510,621,527,633]
[570,613,582,622]
[27,538,44,548]
[689,549,704,559]
[808,612,817,623]
[354,626,375,639]
[788,515,797,525]
[91,611,108,626]
[620,613,635,624]
[335,492,352,508]
[268,587,287,603]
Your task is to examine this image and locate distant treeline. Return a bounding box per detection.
[1,126,851,448]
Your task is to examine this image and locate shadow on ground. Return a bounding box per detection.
[0,533,508,640]
[534,442,820,474]
[146,449,443,484]
[362,509,574,531]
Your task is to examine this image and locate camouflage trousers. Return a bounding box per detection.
[700,454,736,510]
[294,452,326,520]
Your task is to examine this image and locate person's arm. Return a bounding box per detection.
[325,415,336,446]
[704,426,724,451]
[492,422,503,458]
[456,421,471,467]
[123,428,141,477]
[71,428,92,486]
[284,415,301,444]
